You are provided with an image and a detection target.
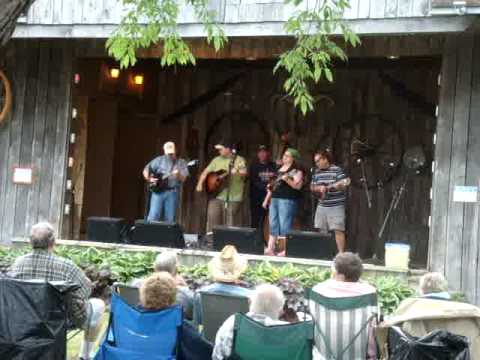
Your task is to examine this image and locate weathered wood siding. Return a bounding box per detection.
[0,40,73,244]
[430,33,480,305]
[23,0,430,26]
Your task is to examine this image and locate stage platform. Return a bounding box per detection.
[11,238,426,287]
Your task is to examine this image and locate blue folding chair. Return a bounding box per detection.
[94,292,183,360]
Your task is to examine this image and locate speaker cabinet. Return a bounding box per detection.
[87,217,127,243]
[132,220,185,248]
[213,226,263,254]
[286,230,337,260]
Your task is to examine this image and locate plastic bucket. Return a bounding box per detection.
[385,243,410,269]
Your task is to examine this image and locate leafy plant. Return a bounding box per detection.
[1,245,414,314]
[106,0,360,114]
[372,276,415,315]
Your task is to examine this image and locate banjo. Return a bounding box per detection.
[148,159,198,192]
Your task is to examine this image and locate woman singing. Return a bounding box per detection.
[263,148,304,256]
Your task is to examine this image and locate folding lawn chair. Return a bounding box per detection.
[94,292,182,360]
[307,289,378,360]
[228,313,314,360]
[197,292,249,342]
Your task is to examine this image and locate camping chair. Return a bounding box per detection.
[198,292,249,342]
[0,278,77,360]
[307,289,378,360]
[94,292,182,360]
[228,313,314,360]
[113,282,140,306]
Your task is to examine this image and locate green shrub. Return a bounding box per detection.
[0,245,414,314]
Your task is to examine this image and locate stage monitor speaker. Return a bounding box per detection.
[286,230,337,260]
[87,217,127,243]
[132,220,185,248]
[213,226,263,255]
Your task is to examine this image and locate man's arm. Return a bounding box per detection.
[232,157,248,178]
[334,168,350,191]
[196,161,214,192]
[174,160,189,183]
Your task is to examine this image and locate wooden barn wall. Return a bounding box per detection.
[430,33,480,305]
[0,40,73,244]
[23,0,430,26]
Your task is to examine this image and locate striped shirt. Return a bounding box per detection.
[311,165,348,207]
[8,249,92,328]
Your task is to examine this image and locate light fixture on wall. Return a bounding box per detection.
[134,74,144,85]
[110,67,120,79]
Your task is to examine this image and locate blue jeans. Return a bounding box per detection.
[269,198,298,236]
[147,190,178,223]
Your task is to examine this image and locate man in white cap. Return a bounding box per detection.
[143,141,189,222]
[195,139,247,245]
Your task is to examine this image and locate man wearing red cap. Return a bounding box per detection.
[143,141,189,222]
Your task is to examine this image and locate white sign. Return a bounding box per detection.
[453,186,478,203]
[13,167,33,184]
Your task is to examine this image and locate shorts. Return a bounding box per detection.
[314,205,345,232]
[269,198,298,237]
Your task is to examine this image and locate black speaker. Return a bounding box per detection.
[286,230,337,259]
[213,226,263,255]
[132,220,185,248]
[87,217,127,243]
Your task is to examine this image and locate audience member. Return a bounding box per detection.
[312,252,376,297]
[382,272,480,359]
[419,271,451,299]
[310,252,376,359]
[8,222,105,360]
[212,284,286,360]
[194,245,251,325]
[140,272,213,360]
[154,251,194,319]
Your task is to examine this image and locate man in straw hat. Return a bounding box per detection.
[143,141,189,223]
[193,245,251,325]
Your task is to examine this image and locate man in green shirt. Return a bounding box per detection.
[196,140,247,244]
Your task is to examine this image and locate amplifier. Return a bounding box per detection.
[286,230,337,260]
[213,226,263,255]
[87,217,128,244]
[131,220,185,248]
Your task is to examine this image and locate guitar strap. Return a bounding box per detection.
[225,152,238,209]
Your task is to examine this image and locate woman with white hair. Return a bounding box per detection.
[212,284,286,360]
[419,272,450,299]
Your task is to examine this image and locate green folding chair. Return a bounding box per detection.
[229,313,314,360]
[307,289,378,360]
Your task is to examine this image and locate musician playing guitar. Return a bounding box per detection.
[195,139,247,245]
[142,141,189,223]
[310,149,351,253]
[262,148,304,257]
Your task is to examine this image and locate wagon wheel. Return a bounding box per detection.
[333,115,404,190]
[0,70,12,124]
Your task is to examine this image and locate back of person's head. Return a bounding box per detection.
[154,251,178,275]
[333,252,363,282]
[139,272,176,310]
[30,222,55,250]
[419,272,448,295]
[250,284,285,320]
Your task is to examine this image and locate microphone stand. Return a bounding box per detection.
[357,158,372,209]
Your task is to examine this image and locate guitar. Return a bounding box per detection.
[205,169,229,197]
[267,169,298,192]
[148,160,198,193]
[310,178,351,200]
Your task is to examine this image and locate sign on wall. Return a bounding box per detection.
[13,167,33,185]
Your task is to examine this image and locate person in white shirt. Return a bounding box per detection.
[212,284,286,360]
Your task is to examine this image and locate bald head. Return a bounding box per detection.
[30,222,55,250]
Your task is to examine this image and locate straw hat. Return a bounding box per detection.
[208,245,248,283]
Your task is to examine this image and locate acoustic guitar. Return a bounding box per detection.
[205,169,229,197]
